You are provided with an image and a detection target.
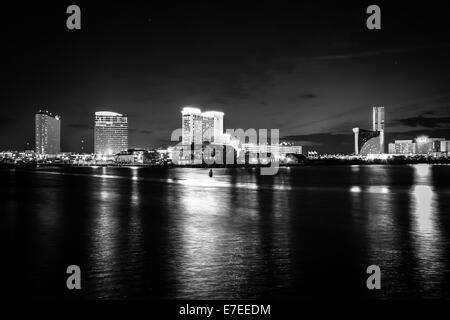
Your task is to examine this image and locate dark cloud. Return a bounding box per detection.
[311,45,450,61]
[152,139,175,147]
[435,94,450,104]
[283,133,353,154]
[138,129,153,134]
[297,93,318,99]
[0,115,18,125]
[390,129,450,138]
[396,115,450,128]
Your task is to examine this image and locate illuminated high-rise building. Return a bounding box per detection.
[35,110,61,155]
[94,111,128,155]
[181,107,203,145]
[373,106,385,152]
[181,107,224,145]
[201,111,224,143]
[372,106,385,131]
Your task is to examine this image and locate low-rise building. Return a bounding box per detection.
[388,140,417,155]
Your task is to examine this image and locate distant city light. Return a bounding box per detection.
[416,136,429,143]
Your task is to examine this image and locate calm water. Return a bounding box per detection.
[1,164,450,299]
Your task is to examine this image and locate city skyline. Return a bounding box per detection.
[2,3,450,304]
[1,2,450,153]
[3,104,450,156]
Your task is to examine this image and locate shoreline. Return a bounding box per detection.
[1,159,450,169]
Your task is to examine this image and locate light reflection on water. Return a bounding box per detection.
[165,170,265,299]
[350,166,400,297]
[1,165,450,299]
[89,182,120,297]
[348,164,448,298]
[410,165,444,296]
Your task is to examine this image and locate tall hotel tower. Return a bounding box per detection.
[201,111,224,143]
[181,107,224,145]
[182,107,203,145]
[373,106,385,153]
[35,110,61,155]
[94,111,128,155]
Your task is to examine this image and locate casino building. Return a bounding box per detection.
[94,111,128,155]
[352,128,381,156]
[352,107,385,156]
[181,107,224,145]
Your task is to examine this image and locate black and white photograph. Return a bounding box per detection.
[1,0,450,314]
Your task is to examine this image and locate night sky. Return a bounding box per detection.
[1,1,450,154]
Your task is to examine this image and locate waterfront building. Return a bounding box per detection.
[352,106,385,155]
[441,140,450,154]
[241,143,302,164]
[352,128,381,156]
[181,107,203,145]
[181,107,224,145]
[115,148,161,164]
[388,137,447,155]
[35,110,61,155]
[388,140,417,155]
[94,111,128,155]
[202,111,224,143]
[373,106,385,153]
[242,143,302,156]
[416,137,445,154]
